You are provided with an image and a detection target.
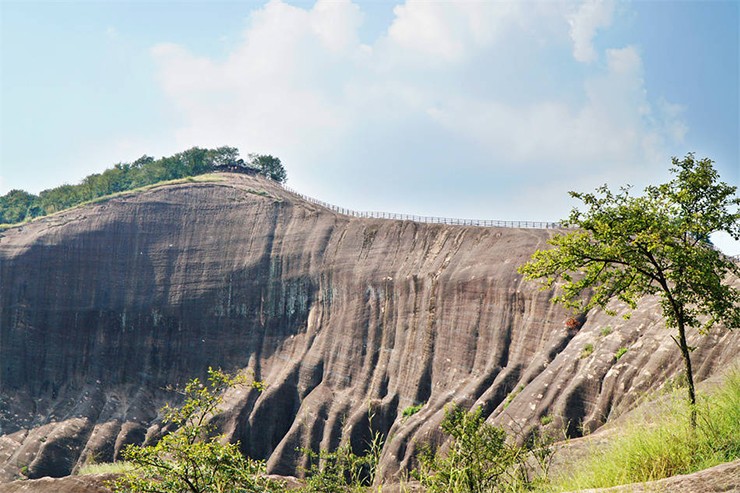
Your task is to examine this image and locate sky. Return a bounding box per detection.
[1,0,739,253]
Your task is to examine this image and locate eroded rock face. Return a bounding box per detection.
[1,174,738,483]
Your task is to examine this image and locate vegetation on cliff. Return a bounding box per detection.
[0,147,286,226]
[414,404,555,492]
[112,368,283,493]
[520,154,740,426]
[553,369,740,490]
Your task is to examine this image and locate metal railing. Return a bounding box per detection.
[279,184,561,229]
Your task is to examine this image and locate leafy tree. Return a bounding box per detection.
[249,154,287,183]
[1,146,284,226]
[39,184,82,214]
[210,146,241,168]
[113,368,282,493]
[0,189,40,224]
[519,154,740,427]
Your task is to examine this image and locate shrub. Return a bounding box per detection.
[111,368,282,493]
[300,419,384,493]
[600,326,613,337]
[414,404,554,492]
[402,403,424,418]
[580,343,595,359]
[614,347,628,360]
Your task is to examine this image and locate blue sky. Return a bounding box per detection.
[1,0,738,253]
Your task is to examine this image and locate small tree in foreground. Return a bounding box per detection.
[519,154,740,427]
[113,368,282,493]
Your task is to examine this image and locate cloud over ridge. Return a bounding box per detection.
[150,0,686,220]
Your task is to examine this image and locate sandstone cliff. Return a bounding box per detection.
[1,173,738,483]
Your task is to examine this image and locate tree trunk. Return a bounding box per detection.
[676,319,697,428]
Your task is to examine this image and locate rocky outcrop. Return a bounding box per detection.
[0,473,117,493]
[573,458,740,493]
[1,173,738,483]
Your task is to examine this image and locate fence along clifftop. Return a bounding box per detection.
[278,183,562,230]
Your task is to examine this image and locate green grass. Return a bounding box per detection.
[83,174,225,206]
[0,174,226,231]
[580,343,594,359]
[402,403,424,418]
[614,347,628,360]
[600,326,613,337]
[78,461,135,475]
[551,369,740,491]
[502,385,525,410]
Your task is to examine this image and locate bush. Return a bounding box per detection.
[614,347,628,360]
[414,404,554,492]
[402,403,424,418]
[111,368,282,493]
[299,418,384,493]
[580,343,594,359]
[564,317,582,331]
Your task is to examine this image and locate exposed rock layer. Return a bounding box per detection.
[1,174,738,482]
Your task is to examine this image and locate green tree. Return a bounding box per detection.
[0,189,40,224]
[113,368,282,493]
[519,154,740,427]
[210,146,241,168]
[249,154,287,183]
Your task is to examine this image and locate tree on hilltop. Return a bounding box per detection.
[249,154,287,183]
[519,154,740,427]
[0,189,41,224]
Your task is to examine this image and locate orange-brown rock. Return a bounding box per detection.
[1,173,738,483]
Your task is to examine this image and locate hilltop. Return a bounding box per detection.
[1,173,738,485]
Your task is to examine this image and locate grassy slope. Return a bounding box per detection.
[551,368,740,491]
[0,174,225,230]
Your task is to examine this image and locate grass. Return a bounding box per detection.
[402,403,424,418]
[614,347,628,360]
[600,326,613,337]
[0,174,226,231]
[551,369,740,491]
[502,385,525,410]
[84,174,225,207]
[78,461,135,475]
[580,343,594,359]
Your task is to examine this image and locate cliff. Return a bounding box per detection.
[1,173,738,482]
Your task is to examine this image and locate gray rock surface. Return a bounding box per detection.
[1,173,738,483]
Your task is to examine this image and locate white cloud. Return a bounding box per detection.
[149,0,687,218]
[385,1,518,63]
[568,0,614,63]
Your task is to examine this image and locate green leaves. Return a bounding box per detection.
[415,404,555,493]
[520,154,740,425]
[1,146,289,226]
[519,154,740,333]
[113,368,282,493]
[248,154,287,183]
